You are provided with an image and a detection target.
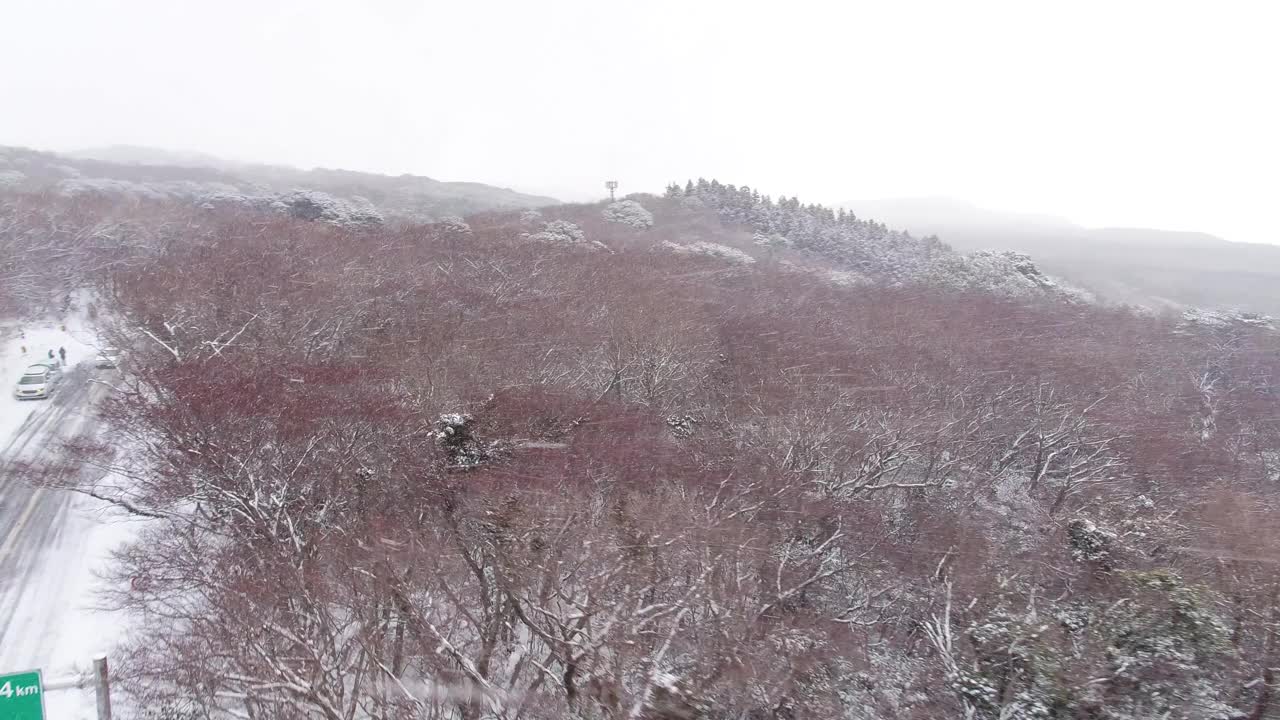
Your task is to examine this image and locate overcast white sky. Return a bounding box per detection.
[2,0,1277,244]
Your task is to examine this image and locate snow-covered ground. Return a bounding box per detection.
[0,302,138,719]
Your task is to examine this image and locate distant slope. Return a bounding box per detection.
[0,144,557,222]
[845,197,1280,316]
[72,144,235,169]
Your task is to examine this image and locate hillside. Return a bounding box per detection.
[0,173,1082,316]
[848,197,1280,316]
[4,183,1279,718]
[648,180,1085,301]
[0,144,557,222]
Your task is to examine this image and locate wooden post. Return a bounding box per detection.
[93,654,112,720]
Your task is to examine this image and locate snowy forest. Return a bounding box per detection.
[666,179,1078,298]
[3,180,1280,720]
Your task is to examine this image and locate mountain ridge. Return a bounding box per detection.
[842,196,1280,315]
[0,144,558,222]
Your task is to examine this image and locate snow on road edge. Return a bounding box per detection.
[1,297,141,720]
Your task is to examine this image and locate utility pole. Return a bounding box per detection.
[605,180,618,202]
[93,655,112,720]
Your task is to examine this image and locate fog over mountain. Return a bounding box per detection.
[847,197,1280,316]
[72,144,237,170]
[4,1,1277,245]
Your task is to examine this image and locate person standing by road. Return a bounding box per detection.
[58,346,67,366]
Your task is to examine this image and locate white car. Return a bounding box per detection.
[14,363,60,400]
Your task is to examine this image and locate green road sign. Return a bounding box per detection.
[0,669,45,720]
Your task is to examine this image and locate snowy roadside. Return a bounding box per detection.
[0,300,142,720]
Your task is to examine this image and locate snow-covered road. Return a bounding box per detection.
[0,317,135,719]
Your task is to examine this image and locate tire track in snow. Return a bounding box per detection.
[0,367,105,668]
